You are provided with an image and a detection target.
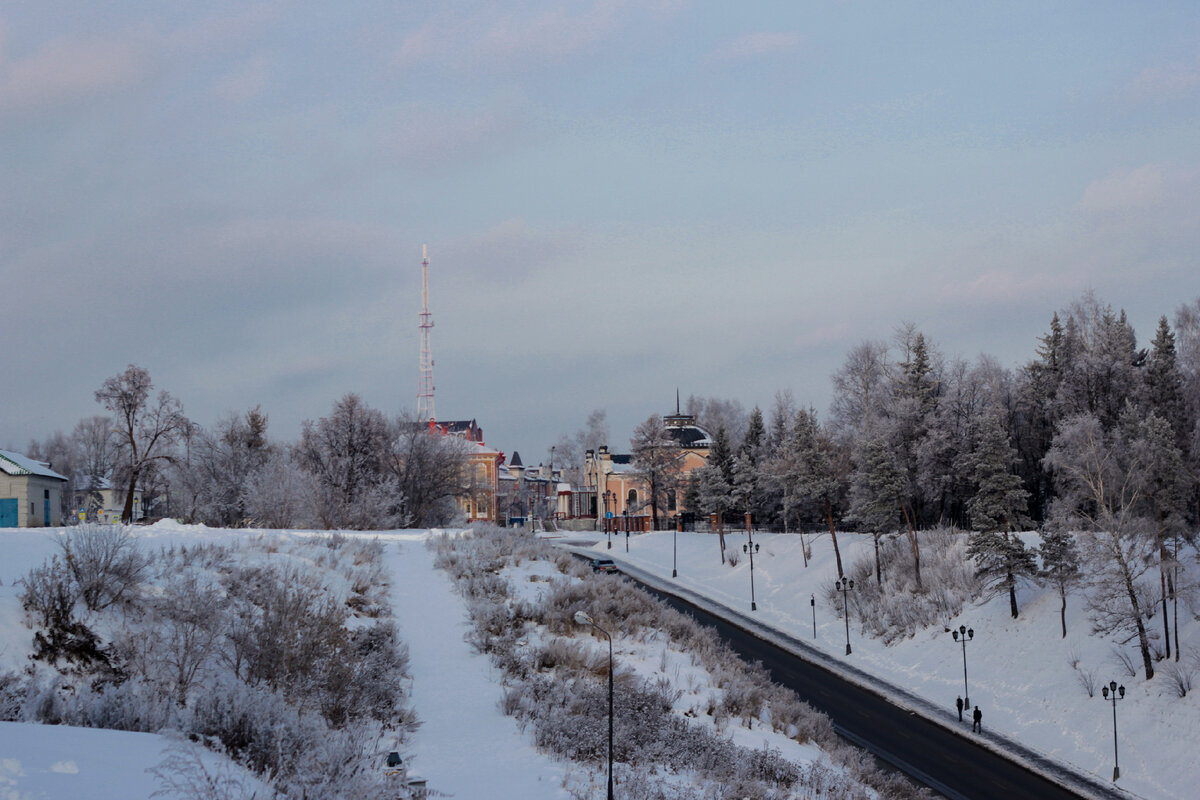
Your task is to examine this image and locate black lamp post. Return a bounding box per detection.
[945,624,974,709]
[1102,681,1125,781]
[835,578,854,654]
[742,537,760,611]
[624,507,630,552]
[604,490,613,549]
[810,593,816,639]
[574,611,614,800]
[672,513,680,578]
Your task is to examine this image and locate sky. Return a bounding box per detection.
[3,1,1199,466]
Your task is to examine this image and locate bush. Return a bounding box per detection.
[58,524,150,611]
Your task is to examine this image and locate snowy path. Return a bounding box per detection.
[384,537,571,799]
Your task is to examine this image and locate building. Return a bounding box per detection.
[582,407,713,530]
[428,418,503,524]
[0,449,68,527]
[73,476,145,524]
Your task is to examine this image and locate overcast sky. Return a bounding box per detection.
[4,2,1199,465]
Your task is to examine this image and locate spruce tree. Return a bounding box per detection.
[1037,528,1081,638]
[965,414,1034,618]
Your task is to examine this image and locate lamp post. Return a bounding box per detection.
[810,593,816,639]
[945,624,974,709]
[574,611,614,800]
[742,536,760,611]
[672,513,680,578]
[1101,681,1125,781]
[835,578,854,654]
[624,507,630,552]
[604,490,613,549]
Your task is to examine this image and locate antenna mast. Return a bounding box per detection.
[417,244,436,423]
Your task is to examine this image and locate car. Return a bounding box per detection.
[590,557,617,573]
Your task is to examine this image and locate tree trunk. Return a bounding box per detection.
[872,533,882,586]
[1156,521,1171,660]
[121,470,139,524]
[1059,583,1067,638]
[1121,558,1154,679]
[824,499,844,579]
[1007,570,1019,619]
[900,501,921,590]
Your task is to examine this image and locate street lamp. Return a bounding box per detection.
[574,611,614,800]
[810,593,816,639]
[742,538,760,611]
[672,513,680,578]
[945,624,974,709]
[835,578,854,654]
[1101,681,1125,781]
[604,490,613,549]
[624,507,630,553]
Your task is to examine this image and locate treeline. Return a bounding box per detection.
[27,366,469,529]
[604,291,1200,681]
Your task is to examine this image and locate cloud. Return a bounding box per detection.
[394,2,626,72]
[0,31,146,113]
[1121,58,1200,103]
[711,31,803,62]
[1079,164,1165,213]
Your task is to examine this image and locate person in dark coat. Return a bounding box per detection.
[972,706,982,733]
[956,696,964,722]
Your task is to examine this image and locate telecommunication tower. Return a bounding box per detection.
[417,245,436,423]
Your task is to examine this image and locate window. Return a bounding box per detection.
[668,490,677,512]
[44,489,50,499]
[627,489,637,508]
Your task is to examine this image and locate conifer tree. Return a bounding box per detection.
[965,415,1034,618]
[1037,527,1081,638]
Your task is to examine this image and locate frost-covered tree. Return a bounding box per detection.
[848,436,911,586]
[965,415,1034,618]
[769,408,845,577]
[1043,413,1157,679]
[829,339,889,443]
[389,412,469,527]
[1130,410,1189,659]
[629,414,681,529]
[95,365,189,523]
[551,409,608,485]
[294,394,402,529]
[1037,527,1081,638]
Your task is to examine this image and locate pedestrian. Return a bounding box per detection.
[956,696,964,722]
[972,706,982,733]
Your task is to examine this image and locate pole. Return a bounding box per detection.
[749,541,757,611]
[962,637,969,709]
[1111,691,1119,781]
[842,585,851,655]
[672,514,679,578]
[810,594,816,639]
[607,630,614,800]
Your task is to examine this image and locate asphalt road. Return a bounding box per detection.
[633,582,1110,800]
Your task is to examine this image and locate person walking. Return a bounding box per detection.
[972,706,982,733]
[956,696,964,722]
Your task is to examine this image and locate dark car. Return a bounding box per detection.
[590,557,617,573]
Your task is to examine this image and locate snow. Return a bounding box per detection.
[378,533,572,798]
[0,526,576,799]
[578,529,1197,800]
[0,721,263,799]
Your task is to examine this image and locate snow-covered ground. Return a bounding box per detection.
[575,529,1197,800]
[380,532,572,798]
[0,524,574,799]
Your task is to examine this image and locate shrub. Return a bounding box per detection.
[58,524,151,611]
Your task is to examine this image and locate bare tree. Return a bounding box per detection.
[630,414,682,529]
[95,365,189,523]
[1043,413,1157,679]
[389,411,470,527]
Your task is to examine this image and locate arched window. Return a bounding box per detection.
[627,489,638,509]
[668,489,677,512]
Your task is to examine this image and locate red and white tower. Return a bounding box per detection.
[417,244,436,423]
